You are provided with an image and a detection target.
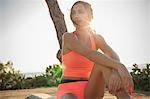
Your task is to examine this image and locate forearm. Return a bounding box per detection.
[110,52,120,62]
[86,50,123,70]
[106,51,120,71]
[109,53,121,74]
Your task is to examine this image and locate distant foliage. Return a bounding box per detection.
[0,61,62,90]
[130,63,150,91]
[1,60,149,92]
[0,61,25,90]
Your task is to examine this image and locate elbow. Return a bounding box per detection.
[112,54,120,62]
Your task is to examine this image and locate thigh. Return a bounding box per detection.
[101,65,112,86]
[85,64,105,99]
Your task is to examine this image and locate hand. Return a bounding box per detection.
[117,64,134,94]
[108,69,122,94]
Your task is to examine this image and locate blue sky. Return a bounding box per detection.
[0,0,149,73]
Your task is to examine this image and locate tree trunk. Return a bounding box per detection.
[45,0,67,63]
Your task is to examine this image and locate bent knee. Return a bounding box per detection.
[60,93,77,99]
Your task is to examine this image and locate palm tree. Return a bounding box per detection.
[45,0,68,63]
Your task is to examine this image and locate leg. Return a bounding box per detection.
[85,64,105,99]
[60,93,77,99]
[85,63,130,99]
[97,64,131,99]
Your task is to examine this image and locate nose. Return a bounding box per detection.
[74,14,81,19]
[73,16,79,21]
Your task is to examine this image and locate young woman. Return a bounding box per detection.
[56,1,133,99]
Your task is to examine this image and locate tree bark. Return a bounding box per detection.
[45,0,67,63]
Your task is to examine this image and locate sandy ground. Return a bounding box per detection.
[0,87,149,99]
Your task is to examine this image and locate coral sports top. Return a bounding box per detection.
[62,31,97,79]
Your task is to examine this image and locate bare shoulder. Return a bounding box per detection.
[62,32,77,49]
[62,32,69,39]
[62,32,71,37]
[62,32,74,41]
[92,33,105,43]
[62,33,72,54]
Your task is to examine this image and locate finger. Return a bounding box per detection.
[119,70,127,81]
[118,68,130,89]
[112,77,120,93]
[116,79,122,91]
[109,79,114,92]
[112,81,116,93]
[113,78,118,91]
[112,77,118,91]
[109,76,115,91]
[128,80,134,93]
[117,78,123,92]
[122,76,127,88]
[124,75,130,89]
[108,79,112,92]
[126,84,134,97]
[125,77,128,89]
[126,76,133,90]
[122,79,127,90]
[130,76,134,88]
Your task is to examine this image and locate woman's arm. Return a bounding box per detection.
[93,33,133,93]
[63,33,123,70]
[94,34,121,72]
[93,34,123,91]
[63,32,133,92]
[94,34,120,62]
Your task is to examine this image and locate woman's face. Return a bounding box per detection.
[71,3,90,26]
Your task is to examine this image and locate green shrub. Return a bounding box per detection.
[45,64,62,86]
[3,60,149,92]
[130,63,150,91]
[0,61,62,90]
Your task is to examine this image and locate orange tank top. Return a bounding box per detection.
[62,32,97,79]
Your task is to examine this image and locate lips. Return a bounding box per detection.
[73,19,82,25]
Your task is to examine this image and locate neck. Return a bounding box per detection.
[75,25,92,39]
[76,24,90,30]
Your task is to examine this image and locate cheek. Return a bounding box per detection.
[81,15,90,22]
[77,14,88,20]
[81,13,90,20]
[71,13,90,24]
